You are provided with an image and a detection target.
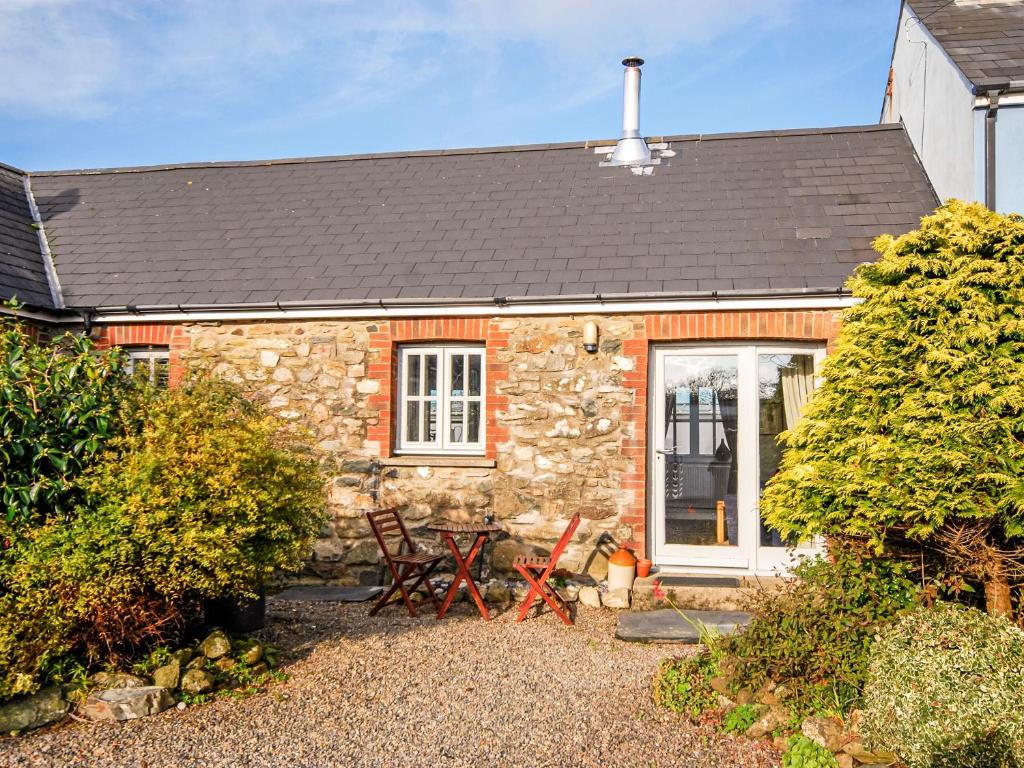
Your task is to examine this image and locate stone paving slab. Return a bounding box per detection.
[616,608,750,643]
[271,585,384,603]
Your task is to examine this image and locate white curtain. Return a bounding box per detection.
[780,355,815,429]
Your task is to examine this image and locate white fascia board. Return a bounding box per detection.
[89,295,857,325]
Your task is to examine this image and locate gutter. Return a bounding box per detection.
[74,287,857,325]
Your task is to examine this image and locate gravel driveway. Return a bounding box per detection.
[0,598,778,768]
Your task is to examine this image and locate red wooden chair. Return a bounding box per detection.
[366,508,444,617]
[513,512,582,625]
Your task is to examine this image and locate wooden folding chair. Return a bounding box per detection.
[513,512,582,625]
[366,508,444,617]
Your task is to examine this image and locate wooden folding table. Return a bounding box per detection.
[428,521,503,620]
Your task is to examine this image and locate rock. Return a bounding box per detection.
[250,662,269,677]
[802,715,845,752]
[746,705,790,739]
[578,586,601,608]
[755,681,780,707]
[0,687,69,734]
[836,754,854,768]
[840,739,899,765]
[709,676,732,697]
[83,687,174,721]
[215,657,237,672]
[180,669,215,695]
[152,660,181,690]
[601,588,630,609]
[240,643,263,665]
[734,686,754,705]
[186,656,207,671]
[511,583,531,604]
[484,582,511,606]
[200,629,232,660]
[172,648,194,666]
[89,672,147,689]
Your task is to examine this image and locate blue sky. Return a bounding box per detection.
[0,1,900,171]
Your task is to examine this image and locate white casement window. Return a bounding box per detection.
[125,347,170,387]
[395,346,485,455]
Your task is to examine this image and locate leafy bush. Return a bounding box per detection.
[0,309,132,530]
[723,547,919,717]
[652,652,721,718]
[0,378,326,700]
[782,735,838,768]
[760,202,1024,615]
[862,603,1024,768]
[722,703,759,734]
[78,377,326,599]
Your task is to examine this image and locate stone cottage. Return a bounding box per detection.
[0,60,938,583]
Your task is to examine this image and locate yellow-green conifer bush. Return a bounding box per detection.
[760,202,1024,616]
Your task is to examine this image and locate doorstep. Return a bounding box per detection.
[616,608,750,644]
[630,573,787,612]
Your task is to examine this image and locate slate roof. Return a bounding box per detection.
[908,0,1024,89]
[0,164,54,309]
[23,124,937,310]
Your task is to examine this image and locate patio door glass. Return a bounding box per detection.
[653,349,748,569]
[652,345,823,573]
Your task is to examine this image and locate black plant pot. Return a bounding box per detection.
[204,586,266,633]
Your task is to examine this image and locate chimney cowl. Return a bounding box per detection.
[607,56,652,167]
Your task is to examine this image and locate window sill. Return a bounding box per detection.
[383,455,496,469]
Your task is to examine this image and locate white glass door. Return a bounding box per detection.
[651,344,824,574]
[651,347,753,569]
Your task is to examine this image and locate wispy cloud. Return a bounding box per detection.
[0,0,793,124]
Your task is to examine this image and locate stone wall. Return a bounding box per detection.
[102,308,841,585]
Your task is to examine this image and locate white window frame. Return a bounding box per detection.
[124,346,170,387]
[395,345,486,455]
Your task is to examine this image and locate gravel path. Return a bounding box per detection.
[1,599,778,768]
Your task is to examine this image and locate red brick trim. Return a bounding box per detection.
[619,309,842,556]
[94,324,190,386]
[366,318,510,460]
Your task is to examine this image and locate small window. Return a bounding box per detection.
[125,346,170,387]
[395,345,485,454]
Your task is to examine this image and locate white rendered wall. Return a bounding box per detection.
[883,3,978,203]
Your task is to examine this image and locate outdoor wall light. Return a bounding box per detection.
[583,320,599,354]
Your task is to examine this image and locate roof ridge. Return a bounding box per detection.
[28,123,904,177]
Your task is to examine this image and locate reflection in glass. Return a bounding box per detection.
[423,400,437,442]
[406,401,420,442]
[450,400,464,442]
[425,355,438,396]
[468,401,480,442]
[662,355,739,547]
[408,355,421,396]
[758,354,815,546]
[468,354,482,396]
[451,354,464,396]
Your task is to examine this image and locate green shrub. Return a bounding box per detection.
[0,378,326,700]
[723,547,919,717]
[782,735,838,768]
[78,377,326,599]
[759,202,1024,614]
[652,652,720,718]
[722,703,759,734]
[0,308,132,531]
[862,603,1024,768]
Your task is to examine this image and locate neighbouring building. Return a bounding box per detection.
[1,59,939,583]
[883,0,1024,212]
